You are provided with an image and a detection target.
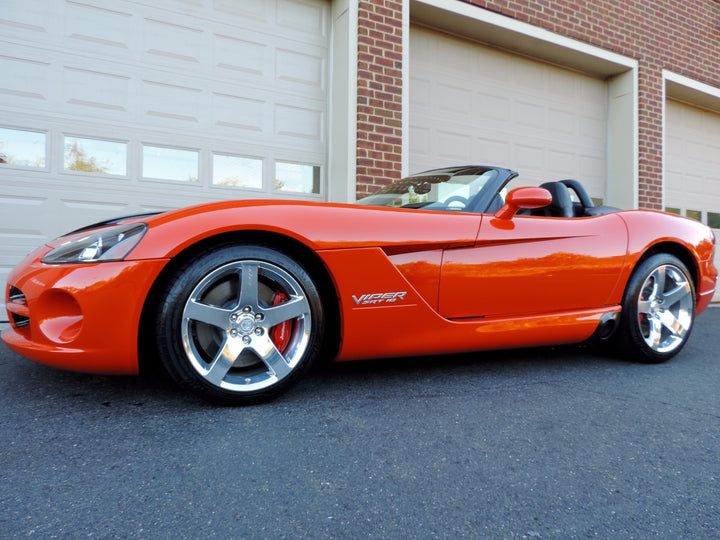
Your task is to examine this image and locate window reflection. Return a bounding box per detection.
[275,161,320,194]
[707,212,719,229]
[143,145,199,182]
[213,154,262,189]
[0,127,46,167]
[64,136,127,175]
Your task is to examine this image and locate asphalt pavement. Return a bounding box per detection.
[1,307,719,539]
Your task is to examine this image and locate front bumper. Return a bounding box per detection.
[2,247,168,374]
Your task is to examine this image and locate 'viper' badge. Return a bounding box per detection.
[352,291,407,305]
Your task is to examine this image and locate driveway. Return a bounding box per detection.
[1,307,719,538]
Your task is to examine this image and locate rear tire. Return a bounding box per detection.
[153,244,324,405]
[615,253,695,363]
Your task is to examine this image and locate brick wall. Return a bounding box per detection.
[356,1,404,198]
[356,0,720,208]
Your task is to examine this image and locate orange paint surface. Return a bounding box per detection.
[3,198,716,373]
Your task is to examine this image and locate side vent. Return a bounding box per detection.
[7,286,30,329]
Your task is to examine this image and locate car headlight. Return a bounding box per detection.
[42,223,148,264]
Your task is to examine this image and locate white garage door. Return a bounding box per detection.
[410,25,607,198]
[0,0,329,319]
[665,99,720,294]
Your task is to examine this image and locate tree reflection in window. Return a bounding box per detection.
[0,127,46,167]
[63,136,127,175]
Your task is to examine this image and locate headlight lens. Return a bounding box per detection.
[42,223,147,264]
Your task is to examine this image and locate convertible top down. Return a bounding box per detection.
[3,166,717,404]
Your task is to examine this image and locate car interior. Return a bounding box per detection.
[512,179,621,218]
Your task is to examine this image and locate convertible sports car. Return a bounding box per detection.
[3,166,717,404]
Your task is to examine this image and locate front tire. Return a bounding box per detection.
[616,253,695,363]
[154,244,324,405]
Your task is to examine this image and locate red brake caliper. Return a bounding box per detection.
[270,291,292,353]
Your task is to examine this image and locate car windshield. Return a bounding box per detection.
[357,167,499,211]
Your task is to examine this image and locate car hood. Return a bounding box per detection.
[124,199,485,260]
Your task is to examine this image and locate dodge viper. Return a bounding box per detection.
[2,166,717,404]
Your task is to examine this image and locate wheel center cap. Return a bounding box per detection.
[236,314,256,335]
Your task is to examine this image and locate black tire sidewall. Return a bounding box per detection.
[617,253,695,363]
[154,244,324,404]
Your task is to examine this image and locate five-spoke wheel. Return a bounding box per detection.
[617,253,695,362]
[154,244,324,404]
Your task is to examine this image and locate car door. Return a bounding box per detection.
[438,213,628,319]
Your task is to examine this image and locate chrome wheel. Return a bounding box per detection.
[617,253,695,363]
[182,260,311,393]
[155,244,324,404]
[636,264,693,354]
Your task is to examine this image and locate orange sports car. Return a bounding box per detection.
[3,166,717,404]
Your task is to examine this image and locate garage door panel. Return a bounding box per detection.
[63,67,131,114]
[143,18,204,65]
[410,26,607,198]
[666,99,720,299]
[514,100,546,129]
[275,104,325,142]
[547,149,576,175]
[549,108,575,135]
[66,2,134,51]
[437,131,473,161]
[3,0,51,35]
[437,83,474,115]
[211,93,266,133]
[0,0,330,320]
[214,34,268,76]
[511,60,549,89]
[0,54,50,106]
[473,92,511,122]
[580,155,605,185]
[142,80,203,125]
[580,115,605,146]
[276,49,325,88]
[474,137,511,166]
[277,0,328,36]
[214,0,269,20]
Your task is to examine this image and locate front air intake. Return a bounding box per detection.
[7,286,30,329]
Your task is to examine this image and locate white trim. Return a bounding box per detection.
[410,0,637,77]
[607,69,640,209]
[329,0,358,203]
[664,71,720,112]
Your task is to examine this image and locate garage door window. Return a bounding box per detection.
[708,212,720,229]
[665,206,720,230]
[0,127,46,168]
[63,136,127,176]
[143,145,199,183]
[275,162,321,194]
[212,154,263,190]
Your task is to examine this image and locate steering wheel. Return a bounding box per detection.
[559,179,594,214]
[444,195,469,209]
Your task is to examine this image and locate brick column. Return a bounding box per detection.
[637,66,664,210]
[356,1,404,199]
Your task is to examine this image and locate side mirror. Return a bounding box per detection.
[493,187,552,220]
